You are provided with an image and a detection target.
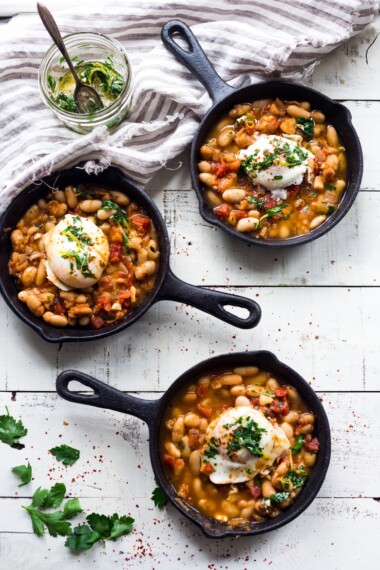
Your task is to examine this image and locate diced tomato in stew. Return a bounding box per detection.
[131,214,151,235]
[109,243,124,263]
[216,164,230,178]
[214,203,232,220]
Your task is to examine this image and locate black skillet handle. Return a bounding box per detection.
[161,19,236,104]
[156,268,261,329]
[56,370,159,426]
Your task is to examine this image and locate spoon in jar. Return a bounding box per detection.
[37,3,104,113]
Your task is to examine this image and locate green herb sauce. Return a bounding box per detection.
[48,57,125,114]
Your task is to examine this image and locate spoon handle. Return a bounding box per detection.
[37,3,80,83]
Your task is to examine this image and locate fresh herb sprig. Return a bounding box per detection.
[0,407,28,448]
[23,484,82,537]
[12,463,32,487]
[151,486,168,509]
[65,513,134,551]
[50,444,80,466]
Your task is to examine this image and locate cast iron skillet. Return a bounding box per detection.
[56,350,331,538]
[0,165,261,343]
[161,20,363,248]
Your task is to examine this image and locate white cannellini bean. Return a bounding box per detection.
[286,104,311,119]
[235,395,252,407]
[236,217,259,233]
[310,215,327,229]
[222,189,246,203]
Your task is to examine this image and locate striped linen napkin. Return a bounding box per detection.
[0,0,377,212]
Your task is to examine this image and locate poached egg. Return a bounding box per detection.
[238,135,313,199]
[201,406,290,484]
[43,214,110,290]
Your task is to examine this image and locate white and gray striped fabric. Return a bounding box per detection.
[0,0,377,212]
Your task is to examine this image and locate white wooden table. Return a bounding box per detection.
[1,13,379,570]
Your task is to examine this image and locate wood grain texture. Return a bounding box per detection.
[0,285,378,392]
[0,498,378,569]
[0,392,378,499]
[310,18,380,100]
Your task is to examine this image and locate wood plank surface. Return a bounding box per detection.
[0,498,378,569]
[0,392,378,499]
[1,10,379,570]
[0,285,378,392]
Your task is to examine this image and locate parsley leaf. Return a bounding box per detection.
[292,434,304,454]
[0,407,28,448]
[12,463,32,487]
[32,483,66,509]
[270,492,290,504]
[65,525,100,551]
[63,498,83,519]
[50,444,80,466]
[108,515,135,539]
[66,512,134,550]
[23,506,72,537]
[151,486,168,509]
[296,117,315,140]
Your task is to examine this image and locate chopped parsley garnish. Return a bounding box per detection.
[226,417,266,458]
[292,434,304,454]
[203,437,219,459]
[274,175,283,180]
[327,205,335,215]
[270,492,290,504]
[247,196,265,208]
[325,183,336,191]
[296,117,315,140]
[61,251,96,279]
[63,223,93,247]
[288,466,308,489]
[241,139,308,178]
[101,199,130,250]
[280,466,308,491]
[265,203,288,218]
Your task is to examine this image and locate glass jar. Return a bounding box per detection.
[39,32,134,134]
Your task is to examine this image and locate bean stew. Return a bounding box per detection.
[8,185,160,329]
[198,98,347,240]
[160,365,320,525]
